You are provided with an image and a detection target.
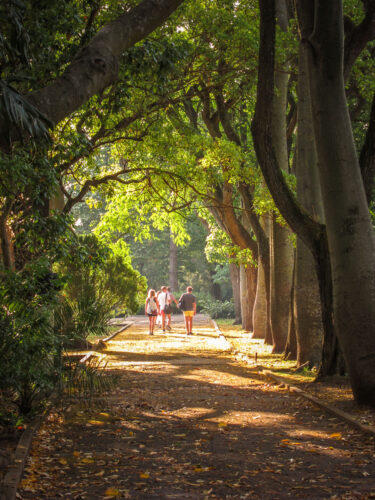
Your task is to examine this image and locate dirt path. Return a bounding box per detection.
[19,315,375,499]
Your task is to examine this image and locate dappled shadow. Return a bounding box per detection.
[19,316,375,499]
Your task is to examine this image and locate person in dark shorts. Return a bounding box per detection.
[178,286,196,335]
[145,289,159,335]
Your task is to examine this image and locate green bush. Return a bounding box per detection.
[198,295,235,319]
[0,261,63,414]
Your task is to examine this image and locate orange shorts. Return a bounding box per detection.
[183,310,194,317]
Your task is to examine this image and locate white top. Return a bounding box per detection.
[158,292,169,309]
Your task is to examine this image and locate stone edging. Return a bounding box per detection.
[0,400,53,500]
[210,319,233,350]
[80,322,133,363]
[214,320,375,438]
[260,369,375,438]
[0,322,134,500]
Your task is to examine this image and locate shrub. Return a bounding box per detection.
[0,261,63,414]
[198,296,235,319]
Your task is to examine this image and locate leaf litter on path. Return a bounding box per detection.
[18,315,375,499]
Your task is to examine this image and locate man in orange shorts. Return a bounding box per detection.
[178,286,196,335]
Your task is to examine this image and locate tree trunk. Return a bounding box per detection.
[240,264,256,332]
[285,251,297,360]
[252,254,267,339]
[252,214,270,340]
[298,0,375,405]
[269,67,294,354]
[0,198,15,270]
[169,233,178,292]
[229,263,242,324]
[270,216,294,352]
[295,43,324,369]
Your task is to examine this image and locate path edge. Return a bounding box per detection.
[215,320,375,438]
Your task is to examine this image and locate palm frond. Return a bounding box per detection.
[0,80,52,143]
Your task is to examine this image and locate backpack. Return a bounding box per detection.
[178,295,186,311]
[146,297,157,314]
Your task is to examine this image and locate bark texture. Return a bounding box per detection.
[240,264,257,332]
[295,43,324,369]
[297,0,375,405]
[229,263,242,324]
[269,67,294,353]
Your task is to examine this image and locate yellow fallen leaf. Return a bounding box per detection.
[95,470,105,477]
[58,458,67,465]
[330,433,342,439]
[194,467,204,472]
[81,458,94,464]
[99,412,111,418]
[218,422,227,428]
[88,420,105,426]
[139,472,150,479]
[104,487,119,497]
[73,451,80,457]
[129,431,134,436]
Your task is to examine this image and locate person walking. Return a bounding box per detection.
[178,286,196,335]
[155,290,162,328]
[165,286,178,331]
[145,289,159,335]
[158,285,170,332]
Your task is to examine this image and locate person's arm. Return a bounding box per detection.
[172,294,178,305]
[145,298,148,315]
[156,298,160,313]
[193,300,196,315]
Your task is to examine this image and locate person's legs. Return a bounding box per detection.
[184,311,193,334]
[161,311,166,332]
[184,313,189,334]
[188,316,193,334]
[148,315,154,335]
[166,313,172,330]
[189,316,193,334]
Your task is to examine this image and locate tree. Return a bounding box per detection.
[296,0,375,404]
[0,0,185,149]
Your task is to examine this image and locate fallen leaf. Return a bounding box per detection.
[330,433,342,439]
[104,487,119,498]
[139,472,150,479]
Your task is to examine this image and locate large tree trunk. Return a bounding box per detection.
[270,216,294,352]
[229,263,242,324]
[269,67,294,353]
[0,0,184,149]
[169,233,178,292]
[295,43,325,369]
[297,0,375,405]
